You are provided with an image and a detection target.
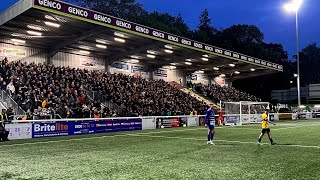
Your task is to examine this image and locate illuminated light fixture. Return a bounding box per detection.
[220,74,226,77]
[283,0,303,13]
[114,37,125,43]
[147,50,156,54]
[114,32,125,38]
[229,63,236,67]
[185,62,192,65]
[45,15,56,21]
[11,39,26,44]
[79,50,90,54]
[235,71,240,74]
[169,66,176,69]
[198,70,204,74]
[131,55,139,59]
[290,81,293,84]
[213,67,219,70]
[27,31,42,36]
[44,21,60,28]
[147,54,156,58]
[96,44,107,49]
[299,105,306,108]
[130,59,139,63]
[96,39,109,44]
[11,33,20,37]
[170,63,177,66]
[202,57,209,61]
[251,68,256,72]
[294,74,298,77]
[165,49,173,54]
[186,59,192,62]
[314,105,320,108]
[165,45,173,49]
[202,55,209,58]
[27,25,44,31]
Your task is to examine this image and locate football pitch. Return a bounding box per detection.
[1,120,320,180]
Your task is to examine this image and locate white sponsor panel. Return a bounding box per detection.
[0,47,27,58]
[142,118,156,130]
[187,117,197,127]
[80,58,104,69]
[5,124,32,140]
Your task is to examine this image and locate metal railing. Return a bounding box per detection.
[0,90,26,115]
[83,86,130,117]
[92,91,130,117]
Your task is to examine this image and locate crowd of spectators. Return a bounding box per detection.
[0,58,117,119]
[193,83,261,103]
[0,58,208,118]
[87,73,208,116]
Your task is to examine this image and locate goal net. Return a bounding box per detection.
[223,101,269,125]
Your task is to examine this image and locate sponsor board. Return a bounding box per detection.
[279,114,293,120]
[33,0,282,71]
[32,122,69,138]
[156,117,179,128]
[0,47,27,58]
[80,58,104,69]
[70,121,96,135]
[95,119,142,133]
[5,124,32,140]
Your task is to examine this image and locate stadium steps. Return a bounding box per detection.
[181,88,219,108]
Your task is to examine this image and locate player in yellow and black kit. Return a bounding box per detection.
[257,109,276,145]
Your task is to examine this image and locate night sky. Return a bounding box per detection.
[1,0,319,59]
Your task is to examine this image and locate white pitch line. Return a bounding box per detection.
[1,127,320,149]
[128,134,320,149]
[273,123,320,131]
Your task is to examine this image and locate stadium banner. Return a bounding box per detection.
[224,115,240,125]
[5,123,32,140]
[69,121,96,135]
[154,69,168,77]
[142,117,156,130]
[110,63,129,70]
[269,114,279,121]
[0,47,27,58]
[95,119,142,133]
[80,58,104,69]
[156,117,179,128]
[33,0,283,71]
[187,117,197,127]
[131,65,150,74]
[32,122,69,138]
[279,114,293,120]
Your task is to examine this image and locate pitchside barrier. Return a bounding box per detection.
[4,115,199,140]
[4,113,320,140]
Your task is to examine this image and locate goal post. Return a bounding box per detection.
[223,101,269,125]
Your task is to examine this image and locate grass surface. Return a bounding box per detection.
[1,120,320,180]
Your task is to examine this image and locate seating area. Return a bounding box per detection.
[0,58,208,118]
[193,83,261,103]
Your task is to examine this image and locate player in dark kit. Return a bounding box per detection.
[205,104,216,145]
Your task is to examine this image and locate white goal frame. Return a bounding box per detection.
[224,101,269,125]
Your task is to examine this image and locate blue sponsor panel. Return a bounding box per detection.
[32,122,69,138]
[70,121,96,135]
[128,118,142,131]
[95,119,142,133]
[95,120,114,133]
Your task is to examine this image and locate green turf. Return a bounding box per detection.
[1,120,320,180]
